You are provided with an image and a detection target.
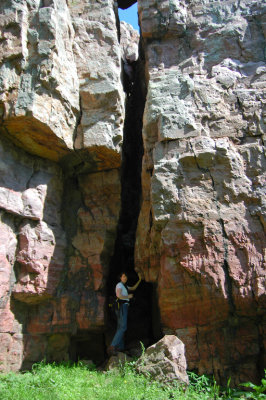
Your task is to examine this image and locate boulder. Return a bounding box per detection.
[120,21,139,64]
[106,351,132,371]
[135,335,189,386]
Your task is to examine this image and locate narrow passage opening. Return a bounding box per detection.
[118,2,139,32]
[106,49,151,352]
[106,7,162,354]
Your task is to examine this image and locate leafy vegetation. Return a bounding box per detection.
[187,371,266,399]
[0,361,265,400]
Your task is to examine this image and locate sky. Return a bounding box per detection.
[118,3,139,32]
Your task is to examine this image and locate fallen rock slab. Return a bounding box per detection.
[135,335,189,386]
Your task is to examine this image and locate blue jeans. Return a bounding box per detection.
[111,303,128,351]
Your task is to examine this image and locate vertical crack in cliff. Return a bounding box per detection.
[209,178,236,315]
[73,95,83,148]
[106,15,157,348]
[218,219,236,315]
[108,44,145,288]
[257,316,265,379]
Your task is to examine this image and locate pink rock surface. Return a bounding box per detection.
[13,220,65,302]
[0,0,265,384]
[135,0,266,384]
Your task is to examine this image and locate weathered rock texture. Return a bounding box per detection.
[135,335,189,386]
[0,0,126,371]
[0,135,66,370]
[69,0,125,168]
[135,0,266,385]
[0,0,265,386]
[0,0,80,160]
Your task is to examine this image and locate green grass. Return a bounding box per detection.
[0,361,265,400]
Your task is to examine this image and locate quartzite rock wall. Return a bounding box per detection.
[135,0,265,385]
[0,0,126,370]
[0,0,265,385]
[0,0,80,160]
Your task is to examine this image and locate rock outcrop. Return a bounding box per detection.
[0,0,80,160]
[0,0,126,371]
[0,135,66,371]
[135,0,265,386]
[69,0,125,167]
[0,0,265,386]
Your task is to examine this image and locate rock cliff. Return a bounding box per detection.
[135,0,266,385]
[0,0,265,385]
[0,0,125,370]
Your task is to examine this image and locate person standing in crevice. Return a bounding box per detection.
[108,271,142,356]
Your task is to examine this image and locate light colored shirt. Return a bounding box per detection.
[116,282,129,302]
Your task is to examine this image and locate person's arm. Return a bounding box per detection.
[116,287,133,300]
[128,273,142,291]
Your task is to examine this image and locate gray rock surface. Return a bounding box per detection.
[0,0,124,372]
[70,0,125,166]
[135,335,189,386]
[135,0,266,385]
[0,0,265,385]
[0,0,80,160]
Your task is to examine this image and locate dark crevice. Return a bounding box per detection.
[106,38,158,350]
[257,317,265,380]
[60,174,83,292]
[218,216,236,315]
[70,331,106,366]
[211,181,236,315]
[221,259,236,315]
[73,95,83,147]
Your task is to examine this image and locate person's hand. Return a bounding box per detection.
[128,294,134,299]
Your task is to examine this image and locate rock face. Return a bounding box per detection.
[135,335,189,386]
[0,0,125,371]
[0,0,80,161]
[0,135,66,371]
[0,0,265,386]
[70,0,125,167]
[135,0,265,385]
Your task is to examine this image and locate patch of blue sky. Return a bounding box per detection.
[118,3,139,32]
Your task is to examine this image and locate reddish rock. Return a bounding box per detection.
[0,333,23,372]
[0,135,67,370]
[13,220,65,303]
[22,334,48,369]
[51,297,72,332]
[70,169,121,299]
[76,292,105,331]
[135,0,266,385]
[0,0,264,385]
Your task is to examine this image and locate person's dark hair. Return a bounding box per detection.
[118,271,127,280]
